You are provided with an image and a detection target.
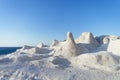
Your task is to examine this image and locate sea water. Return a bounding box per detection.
[0,47,22,55]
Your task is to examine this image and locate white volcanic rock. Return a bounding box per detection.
[27,47,52,54]
[21,45,33,50]
[50,40,65,51]
[95,35,109,44]
[51,40,59,47]
[37,42,44,48]
[75,32,99,51]
[63,32,81,57]
[96,35,120,45]
[1,32,120,80]
[70,51,120,72]
[20,45,51,54]
[17,45,34,54]
[102,37,109,44]
[53,32,88,57]
[108,35,120,40]
[37,42,48,48]
[107,40,120,56]
[27,47,41,54]
[95,35,120,52]
[76,32,99,46]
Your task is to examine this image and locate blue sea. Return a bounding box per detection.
[0,47,22,55]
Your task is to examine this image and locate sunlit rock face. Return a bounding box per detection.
[52,32,89,58]
[63,32,81,57]
[76,32,99,45]
[75,32,99,51]
[107,40,120,56]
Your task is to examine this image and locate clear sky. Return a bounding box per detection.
[0,0,120,46]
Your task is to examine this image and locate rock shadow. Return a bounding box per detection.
[52,56,71,69]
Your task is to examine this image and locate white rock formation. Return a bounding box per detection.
[62,32,81,57]
[21,45,33,50]
[75,32,99,51]
[37,42,44,48]
[27,47,52,54]
[96,35,120,44]
[76,32,99,46]
[95,35,120,52]
[53,32,88,57]
[37,42,48,48]
[102,37,109,44]
[107,40,120,56]
[51,40,59,47]
[71,51,119,67]
[27,47,41,54]
[1,32,120,80]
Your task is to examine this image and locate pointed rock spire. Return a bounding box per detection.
[52,32,89,57]
[64,32,79,57]
[66,32,76,44]
[62,32,89,57]
[76,32,99,46]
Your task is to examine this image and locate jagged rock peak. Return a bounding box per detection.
[52,32,79,57]
[37,42,44,48]
[76,32,99,45]
[62,32,87,57]
[66,32,76,44]
[81,32,96,43]
[52,32,89,57]
[82,32,92,36]
[66,32,77,51]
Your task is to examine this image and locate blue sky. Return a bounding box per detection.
[0,0,120,46]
